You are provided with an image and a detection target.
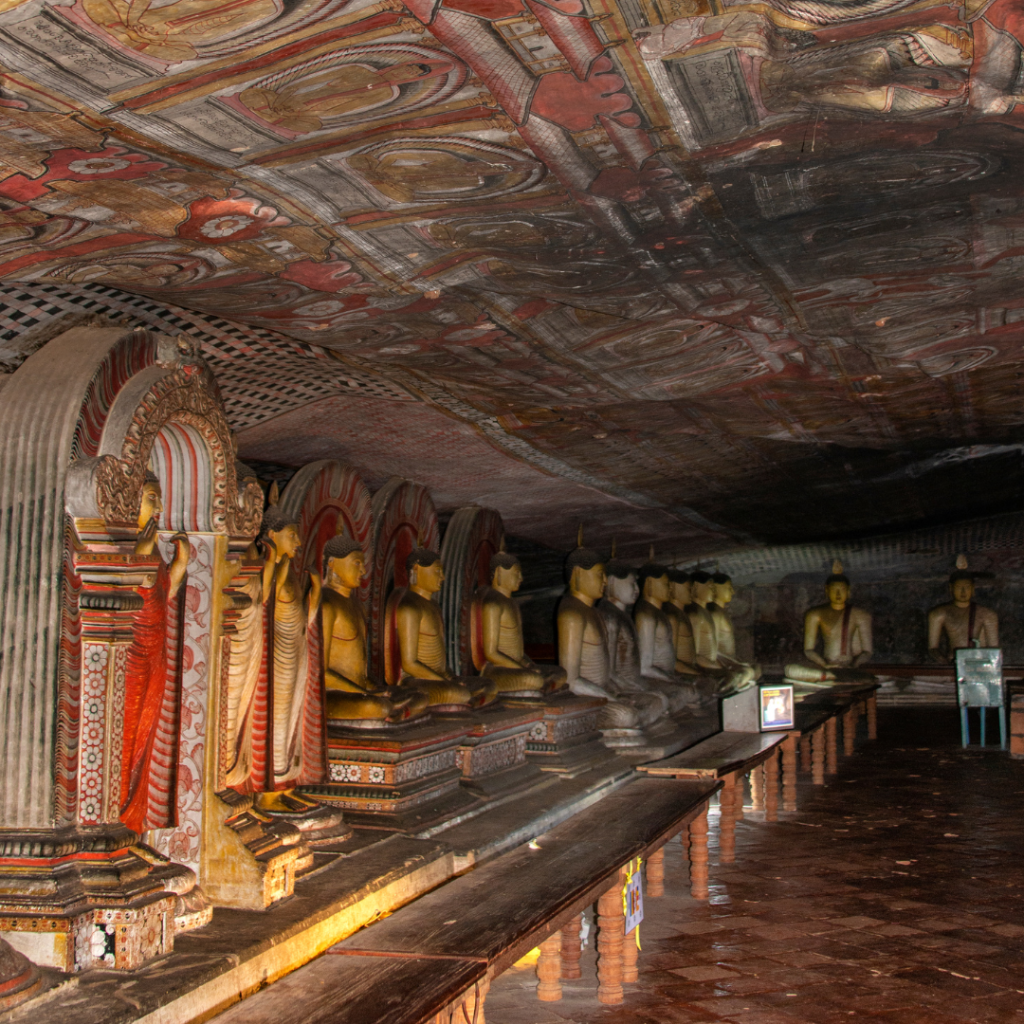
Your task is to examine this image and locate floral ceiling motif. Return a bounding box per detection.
[1,0,1023,555]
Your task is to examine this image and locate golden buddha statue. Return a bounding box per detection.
[632,559,701,712]
[598,560,682,723]
[664,570,700,676]
[477,549,567,697]
[708,572,759,691]
[257,506,322,814]
[685,571,723,672]
[927,555,999,663]
[784,560,874,689]
[394,547,498,710]
[321,535,428,724]
[556,540,645,730]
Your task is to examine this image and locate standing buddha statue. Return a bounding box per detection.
[927,555,999,663]
[784,560,874,689]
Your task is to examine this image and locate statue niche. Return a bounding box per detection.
[928,555,999,663]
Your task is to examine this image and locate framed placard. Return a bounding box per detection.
[760,684,795,731]
[624,865,643,933]
[955,647,1003,707]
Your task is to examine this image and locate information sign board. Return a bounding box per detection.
[955,647,1003,707]
[760,684,795,731]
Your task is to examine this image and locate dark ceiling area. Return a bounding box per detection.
[0,0,1023,557]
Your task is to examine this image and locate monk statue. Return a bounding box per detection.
[784,560,874,690]
[321,535,428,724]
[477,549,567,697]
[687,570,757,695]
[597,559,677,724]
[257,505,322,813]
[632,560,701,712]
[708,572,759,691]
[120,472,189,834]
[556,539,645,731]
[928,555,999,663]
[395,547,498,710]
[664,570,700,676]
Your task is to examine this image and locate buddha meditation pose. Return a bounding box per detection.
[708,573,759,691]
[556,543,644,730]
[321,536,428,724]
[633,561,701,712]
[664,570,700,676]
[687,570,757,695]
[257,506,322,813]
[927,556,999,663]
[784,561,874,689]
[477,549,567,697]
[597,560,671,725]
[395,548,498,710]
[120,472,189,833]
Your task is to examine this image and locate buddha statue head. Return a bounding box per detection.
[138,470,164,530]
[690,570,715,607]
[638,559,670,604]
[825,559,850,610]
[261,505,301,559]
[712,572,734,606]
[949,554,974,607]
[667,569,691,608]
[565,536,605,604]
[324,535,366,593]
[407,546,444,595]
[605,557,639,609]
[489,549,523,596]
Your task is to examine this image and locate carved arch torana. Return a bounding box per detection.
[439,507,505,676]
[368,478,439,681]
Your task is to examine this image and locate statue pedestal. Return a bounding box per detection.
[0,827,203,973]
[307,719,480,831]
[516,694,622,777]
[456,706,550,800]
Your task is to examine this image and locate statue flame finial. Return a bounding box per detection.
[832,558,843,575]
[956,553,968,571]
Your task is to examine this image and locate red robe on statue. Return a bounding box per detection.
[120,558,184,834]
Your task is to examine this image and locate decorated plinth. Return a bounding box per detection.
[515,693,622,777]
[456,705,551,800]
[307,717,479,830]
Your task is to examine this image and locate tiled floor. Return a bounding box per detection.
[487,710,1024,1024]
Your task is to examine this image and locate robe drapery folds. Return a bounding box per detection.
[120,559,185,833]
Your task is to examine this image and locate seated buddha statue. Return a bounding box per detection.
[708,572,759,692]
[784,560,874,689]
[632,560,701,712]
[664,570,700,676]
[556,541,643,730]
[686,570,753,696]
[321,535,429,725]
[477,549,567,697]
[927,555,999,663]
[394,547,498,711]
[597,559,672,725]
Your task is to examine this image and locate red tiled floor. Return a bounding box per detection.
[485,709,1024,1024]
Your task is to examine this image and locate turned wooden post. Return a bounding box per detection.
[843,707,857,756]
[750,763,765,812]
[560,914,582,980]
[764,749,780,822]
[596,876,625,1004]
[734,773,746,821]
[622,923,638,984]
[647,846,664,898]
[537,930,562,1001]
[800,734,812,772]
[825,717,838,774]
[782,733,798,811]
[812,726,826,785]
[867,694,878,739]
[689,805,709,899]
[680,826,691,861]
[719,772,737,863]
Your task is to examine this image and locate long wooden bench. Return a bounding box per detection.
[637,730,786,868]
[214,774,720,1024]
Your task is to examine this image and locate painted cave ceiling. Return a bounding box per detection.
[0,0,1024,559]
